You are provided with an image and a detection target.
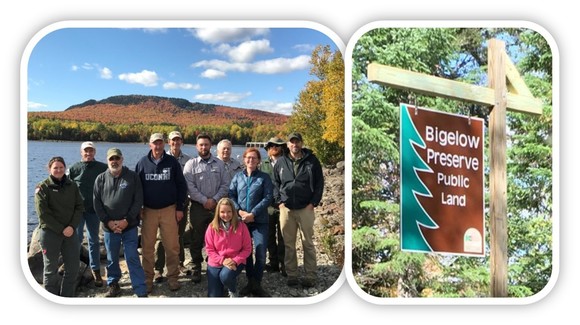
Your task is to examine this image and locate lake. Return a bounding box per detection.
[25,140,255,244]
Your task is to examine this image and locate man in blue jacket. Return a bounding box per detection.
[135,133,188,293]
[273,132,324,288]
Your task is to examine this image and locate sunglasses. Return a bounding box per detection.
[108,156,121,161]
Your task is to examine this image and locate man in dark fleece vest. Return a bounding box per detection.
[135,133,187,293]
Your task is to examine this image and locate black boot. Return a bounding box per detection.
[251,280,271,297]
[239,278,254,297]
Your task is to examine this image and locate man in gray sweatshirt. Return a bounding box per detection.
[93,148,147,297]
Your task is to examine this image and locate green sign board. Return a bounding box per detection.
[400,103,485,256]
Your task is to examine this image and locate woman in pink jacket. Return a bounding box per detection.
[204,198,252,297]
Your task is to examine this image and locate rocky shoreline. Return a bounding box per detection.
[27,163,345,299]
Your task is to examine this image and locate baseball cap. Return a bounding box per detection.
[81,141,95,150]
[106,148,123,160]
[149,133,164,143]
[287,132,303,142]
[169,131,183,140]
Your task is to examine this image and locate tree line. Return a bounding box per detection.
[27,117,283,146]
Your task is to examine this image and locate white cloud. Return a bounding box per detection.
[252,56,311,73]
[276,86,284,92]
[192,55,310,74]
[245,100,293,115]
[194,91,252,103]
[163,82,200,90]
[81,63,94,70]
[200,69,226,79]
[118,70,158,87]
[71,65,79,71]
[190,28,269,44]
[100,67,112,79]
[293,43,316,53]
[28,101,47,110]
[227,39,273,63]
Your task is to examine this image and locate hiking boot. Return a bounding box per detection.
[239,278,254,297]
[137,294,148,298]
[280,264,287,277]
[179,264,191,275]
[153,270,164,283]
[169,282,181,292]
[265,263,279,273]
[286,277,299,287]
[301,277,316,288]
[146,283,153,294]
[252,282,271,297]
[92,270,103,287]
[191,269,201,283]
[105,283,121,297]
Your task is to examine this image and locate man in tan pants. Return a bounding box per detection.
[273,132,324,288]
[135,133,188,293]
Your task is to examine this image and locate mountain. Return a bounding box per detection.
[28,94,289,127]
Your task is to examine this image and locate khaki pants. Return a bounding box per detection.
[280,205,317,279]
[141,205,180,286]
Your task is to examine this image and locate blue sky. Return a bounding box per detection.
[25,24,341,115]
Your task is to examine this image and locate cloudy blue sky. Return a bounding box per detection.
[25,23,342,115]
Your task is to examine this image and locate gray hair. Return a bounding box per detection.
[217,139,232,150]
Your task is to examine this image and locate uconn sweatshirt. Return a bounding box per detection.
[135,150,187,211]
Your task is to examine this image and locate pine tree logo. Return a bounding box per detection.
[400,104,439,252]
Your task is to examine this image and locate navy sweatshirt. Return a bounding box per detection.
[135,150,187,211]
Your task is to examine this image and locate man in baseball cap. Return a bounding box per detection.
[81,141,96,150]
[154,130,193,281]
[168,131,182,140]
[150,133,164,143]
[68,140,108,287]
[286,132,303,142]
[106,148,123,160]
[273,131,324,288]
[135,132,188,293]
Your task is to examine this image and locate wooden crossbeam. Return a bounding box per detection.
[367,63,543,115]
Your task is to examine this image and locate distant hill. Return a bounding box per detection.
[29,94,289,127]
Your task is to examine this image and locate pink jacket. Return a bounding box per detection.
[204,221,252,268]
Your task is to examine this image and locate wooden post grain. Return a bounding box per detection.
[488,39,508,297]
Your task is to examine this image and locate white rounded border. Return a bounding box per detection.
[344,20,560,305]
[20,19,347,306]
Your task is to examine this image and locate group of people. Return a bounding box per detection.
[34,131,324,298]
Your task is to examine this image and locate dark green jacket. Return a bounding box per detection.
[34,175,84,235]
[67,160,108,213]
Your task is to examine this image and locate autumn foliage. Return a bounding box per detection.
[28,95,288,144]
[288,46,344,165]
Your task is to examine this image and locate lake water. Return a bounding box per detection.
[25,140,254,243]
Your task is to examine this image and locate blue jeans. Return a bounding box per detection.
[39,227,80,297]
[206,264,244,297]
[104,227,147,296]
[77,212,101,271]
[245,222,268,282]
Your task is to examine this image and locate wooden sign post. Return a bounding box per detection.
[367,39,543,297]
